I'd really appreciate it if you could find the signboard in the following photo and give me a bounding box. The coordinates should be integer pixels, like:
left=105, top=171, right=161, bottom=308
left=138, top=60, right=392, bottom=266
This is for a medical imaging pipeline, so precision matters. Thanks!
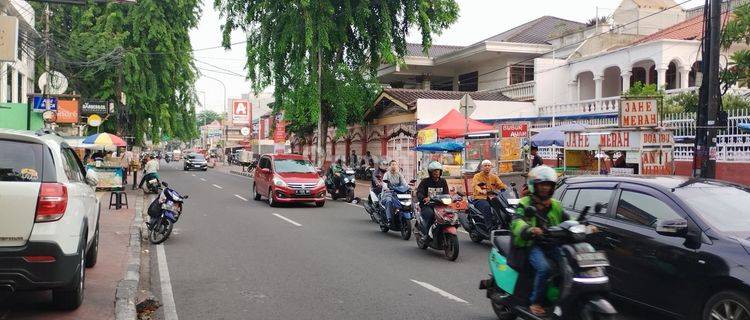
left=466, top=139, right=493, bottom=161
left=500, top=123, right=529, bottom=138
left=81, top=100, right=109, bottom=115
left=565, top=131, right=641, bottom=151
left=32, top=96, right=58, bottom=112
left=641, top=149, right=673, bottom=175
left=232, top=100, right=251, bottom=125
left=626, top=151, right=640, bottom=164
left=0, top=16, right=18, bottom=62
left=417, top=129, right=438, bottom=145
left=87, top=114, right=102, bottom=127
left=274, top=120, right=287, bottom=144
left=240, top=127, right=251, bottom=136
left=641, top=131, right=674, bottom=147
left=56, top=99, right=80, bottom=123
left=500, top=138, right=522, bottom=162
left=620, top=98, right=659, bottom=128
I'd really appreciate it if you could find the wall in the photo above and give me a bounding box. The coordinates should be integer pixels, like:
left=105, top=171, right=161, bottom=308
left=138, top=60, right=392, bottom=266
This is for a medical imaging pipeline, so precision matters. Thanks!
left=613, top=1, right=686, bottom=36
left=454, top=56, right=509, bottom=92
left=602, top=66, right=622, bottom=97
left=0, top=103, right=42, bottom=130
left=0, top=2, right=35, bottom=104
left=534, top=58, right=570, bottom=106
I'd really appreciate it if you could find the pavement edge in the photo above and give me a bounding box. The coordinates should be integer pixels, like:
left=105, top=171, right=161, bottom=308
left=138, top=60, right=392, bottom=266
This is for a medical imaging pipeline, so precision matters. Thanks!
left=229, top=170, right=252, bottom=178
left=114, top=192, right=143, bottom=320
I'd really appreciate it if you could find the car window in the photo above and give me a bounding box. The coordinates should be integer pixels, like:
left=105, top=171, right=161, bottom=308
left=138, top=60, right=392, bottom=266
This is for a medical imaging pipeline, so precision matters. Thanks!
left=260, top=157, right=270, bottom=169
left=574, top=188, right=612, bottom=214
left=0, top=140, right=54, bottom=182
left=561, top=189, right=579, bottom=210
left=274, top=159, right=316, bottom=173
left=61, top=148, right=84, bottom=182
left=616, top=191, right=682, bottom=227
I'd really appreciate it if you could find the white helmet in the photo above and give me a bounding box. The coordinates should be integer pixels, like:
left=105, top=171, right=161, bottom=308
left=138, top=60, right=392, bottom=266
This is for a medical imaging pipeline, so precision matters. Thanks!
left=527, top=165, right=557, bottom=196
left=427, top=161, right=444, bottom=176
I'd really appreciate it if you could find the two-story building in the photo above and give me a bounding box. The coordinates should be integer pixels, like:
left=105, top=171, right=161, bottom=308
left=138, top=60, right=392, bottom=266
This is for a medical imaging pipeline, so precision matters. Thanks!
left=0, top=0, right=38, bottom=130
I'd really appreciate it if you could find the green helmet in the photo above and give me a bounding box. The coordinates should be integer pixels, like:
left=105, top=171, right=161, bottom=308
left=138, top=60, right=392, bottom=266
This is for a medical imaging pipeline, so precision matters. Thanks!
left=427, top=161, right=443, bottom=173
left=527, top=165, right=557, bottom=195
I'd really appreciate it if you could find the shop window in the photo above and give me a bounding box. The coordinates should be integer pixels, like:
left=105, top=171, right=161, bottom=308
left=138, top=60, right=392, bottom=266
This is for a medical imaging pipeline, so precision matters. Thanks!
left=458, top=71, right=478, bottom=92
left=510, top=65, right=534, bottom=85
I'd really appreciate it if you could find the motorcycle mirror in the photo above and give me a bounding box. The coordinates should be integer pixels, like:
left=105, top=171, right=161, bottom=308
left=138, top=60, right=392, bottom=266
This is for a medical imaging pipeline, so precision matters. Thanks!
left=161, top=181, right=169, bottom=187
left=578, top=206, right=591, bottom=222
left=510, top=182, right=516, bottom=187
left=594, top=203, right=604, bottom=214
left=409, top=179, right=417, bottom=184
left=477, top=182, right=486, bottom=187
left=183, top=195, right=189, bottom=199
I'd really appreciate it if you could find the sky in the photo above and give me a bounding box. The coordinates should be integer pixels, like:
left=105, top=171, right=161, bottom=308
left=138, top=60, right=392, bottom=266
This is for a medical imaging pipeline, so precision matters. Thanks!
left=190, top=0, right=706, bottom=114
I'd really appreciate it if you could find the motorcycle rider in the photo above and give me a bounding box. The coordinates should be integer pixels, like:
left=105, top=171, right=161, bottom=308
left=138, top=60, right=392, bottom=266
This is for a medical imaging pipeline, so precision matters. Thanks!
left=472, top=159, right=508, bottom=230
left=381, top=160, right=408, bottom=224
left=330, top=158, right=345, bottom=189
left=416, top=161, right=450, bottom=242
left=371, top=160, right=388, bottom=195
left=510, top=165, right=567, bottom=317
left=138, top=154, right=160, bottom=189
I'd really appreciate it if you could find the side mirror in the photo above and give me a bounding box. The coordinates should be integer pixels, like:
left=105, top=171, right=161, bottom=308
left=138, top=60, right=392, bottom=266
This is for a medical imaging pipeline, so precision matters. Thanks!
left=261, top=168, right=271, bottom=174
left=85, top=177, right=98, bottom=187
left=577, top=206, right=591, bottom=222
left=655, top=218, right=688, bottom=237
left=594, top=203, right=604, bottom=214
left=510, top=182, right=517, bottom=187
left=161, top=181, right=169, bottom=187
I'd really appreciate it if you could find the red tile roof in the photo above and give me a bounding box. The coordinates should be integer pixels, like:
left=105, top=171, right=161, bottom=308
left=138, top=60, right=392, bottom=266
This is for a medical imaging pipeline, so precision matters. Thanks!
left=631, top=12, right=730, bottom=45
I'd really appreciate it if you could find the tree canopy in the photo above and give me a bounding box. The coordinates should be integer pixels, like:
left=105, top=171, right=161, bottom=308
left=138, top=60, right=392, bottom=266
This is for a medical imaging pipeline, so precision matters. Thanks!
left=36, top=0, right=201, bottom=145
left=196, top=110, right=223, bottom=126
left=214, top=0, right=459, bottom=153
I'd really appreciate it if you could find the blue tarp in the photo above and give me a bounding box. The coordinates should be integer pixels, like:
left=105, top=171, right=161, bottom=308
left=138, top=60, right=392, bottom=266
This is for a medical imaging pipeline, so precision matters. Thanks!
left=739, top=123, right=750, bottom=132
left=413, top=141, right=465, bottom=152
left=530, top=123, right=588, bottom=147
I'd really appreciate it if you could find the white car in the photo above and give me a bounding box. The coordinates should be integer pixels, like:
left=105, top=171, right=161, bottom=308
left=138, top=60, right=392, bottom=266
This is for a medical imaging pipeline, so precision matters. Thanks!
left=0, top=129, right=100, bottom=310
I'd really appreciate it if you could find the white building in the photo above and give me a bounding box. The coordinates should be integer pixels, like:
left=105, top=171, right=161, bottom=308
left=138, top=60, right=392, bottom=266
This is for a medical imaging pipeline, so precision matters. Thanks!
left=0, top=0, right=35, bottom=104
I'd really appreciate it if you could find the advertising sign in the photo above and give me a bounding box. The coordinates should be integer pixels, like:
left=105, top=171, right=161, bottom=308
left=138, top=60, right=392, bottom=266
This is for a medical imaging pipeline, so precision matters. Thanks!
left=620, top=98, right=659, bottom=128
left=81, top=100, right=109, bottom=115
left=641, top=131, right=674, bottom=147
left=0, top=16, right=18, bottom=62
left=417, top=129, right=438, bottom=145
left=274, top=120, right=287, bottom=144
left=32, top=96, right=58, bottom=112
left=565, top=131, right=641, bottom=151
left=55, top=99, right=80, bottom=124
left=232, top=100, right=251, bottom=125
left=87, top=114, right=102, bottom=127
left=500, top=123, right=529, bottom=138
left=641, top=149, right=673, bottom=175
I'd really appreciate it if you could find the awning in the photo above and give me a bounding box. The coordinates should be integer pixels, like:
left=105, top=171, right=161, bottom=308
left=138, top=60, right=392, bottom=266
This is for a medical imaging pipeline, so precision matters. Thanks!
left=413, top=141, right=464, bottom=152
left=423, top=109, right=495, bottom=138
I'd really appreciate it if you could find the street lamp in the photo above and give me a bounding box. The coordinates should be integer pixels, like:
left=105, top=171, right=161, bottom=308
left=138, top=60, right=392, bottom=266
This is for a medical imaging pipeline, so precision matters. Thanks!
left=200, top=74, right=227, bottom=157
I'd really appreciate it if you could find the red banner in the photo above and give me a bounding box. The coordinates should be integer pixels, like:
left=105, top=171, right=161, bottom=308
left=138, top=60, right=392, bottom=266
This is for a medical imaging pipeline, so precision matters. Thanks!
left=501, top=123, right=528, bottom=138
left=274, top=120, right=286, bottom=143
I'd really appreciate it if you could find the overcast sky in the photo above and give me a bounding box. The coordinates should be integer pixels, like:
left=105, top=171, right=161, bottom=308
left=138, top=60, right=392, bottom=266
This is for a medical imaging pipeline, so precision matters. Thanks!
left=190, top=0, right=705, bottom=113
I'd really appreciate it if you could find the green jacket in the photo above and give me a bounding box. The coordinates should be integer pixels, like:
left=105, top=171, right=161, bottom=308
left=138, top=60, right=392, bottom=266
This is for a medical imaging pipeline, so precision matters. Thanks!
left=510, top=196, right=566, bottom=248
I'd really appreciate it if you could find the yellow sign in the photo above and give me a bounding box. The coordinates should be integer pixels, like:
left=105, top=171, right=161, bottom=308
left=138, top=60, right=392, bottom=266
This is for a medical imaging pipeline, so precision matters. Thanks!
left=500, top=138, right=522, bottom=161
left=499, top=162, right=514, bottom=173
left=87, top=114, right=102, bottom=127
left=417, top=129, right=438, bottom=145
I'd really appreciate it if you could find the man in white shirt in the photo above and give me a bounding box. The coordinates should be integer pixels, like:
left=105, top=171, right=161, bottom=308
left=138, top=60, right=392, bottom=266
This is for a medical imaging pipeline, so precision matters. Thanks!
left=138, top=155, right=160, bottom=189
left=120, top=147, right=134, bottom=184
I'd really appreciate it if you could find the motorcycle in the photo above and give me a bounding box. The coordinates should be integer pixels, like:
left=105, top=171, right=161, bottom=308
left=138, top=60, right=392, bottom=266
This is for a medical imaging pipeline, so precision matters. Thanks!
left=355, top=164, right=372, bottom=181
left=460, top=182, right=516, bottom=243
left=142, top=173, right=161, bottom=194
left=165, top=154, right=172, bottom=163
left=326, top=167, right=356, bottom=202
left=365, top=181, right=415, bottom=240
left=478, top=204, right=617, bottom=320
left=414, top=194, right=463, bottom=261
left=146, top=182, right=189, bottom=244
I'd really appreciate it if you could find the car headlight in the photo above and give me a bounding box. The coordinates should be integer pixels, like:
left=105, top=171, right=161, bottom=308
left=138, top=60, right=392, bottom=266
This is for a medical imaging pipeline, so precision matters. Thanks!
left=316, top=178, right=325, bottom=187
left=273, top=177, right=287, bottom=187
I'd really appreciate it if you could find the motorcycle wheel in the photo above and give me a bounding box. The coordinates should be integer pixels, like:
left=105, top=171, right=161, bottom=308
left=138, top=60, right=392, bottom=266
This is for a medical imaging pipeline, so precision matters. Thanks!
left=469, top=230, right=484, bottom=243
left=491, top=301, right=516, bottom=320
left=346, top=188, right=354, bottom=203
left=148, top=218, right=173, bottom=244
left=400, top=217, right=411, bottom=240
left=379, top=224, right=389, bottom=233
left=443, top=233, right=459, bottom=261
left=415, top=224, right=429, bottom=250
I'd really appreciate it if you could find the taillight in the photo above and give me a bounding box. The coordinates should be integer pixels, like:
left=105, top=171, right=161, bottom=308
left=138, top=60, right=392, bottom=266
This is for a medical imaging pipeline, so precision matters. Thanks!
left=35, top=183, right=68, bottom=222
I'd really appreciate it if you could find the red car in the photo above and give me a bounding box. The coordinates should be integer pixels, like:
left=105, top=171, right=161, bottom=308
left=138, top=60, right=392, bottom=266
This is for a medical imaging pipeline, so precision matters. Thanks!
left=253, top=154, right=326, bottom=207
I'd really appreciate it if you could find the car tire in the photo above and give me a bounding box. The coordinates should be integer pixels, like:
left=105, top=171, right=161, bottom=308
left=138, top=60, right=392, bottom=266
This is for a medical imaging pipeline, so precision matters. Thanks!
left=268, top=188, right=277, bottom=207
left=253, top=184, right=262, bottom=201
left=316, top=201, right=325, bottom=207
left=202, top=168, right=207, bottom=171
left=53, top=235, right=86, bottom=310
left=183, top=167, right=188, bottom=171
left=703, top=291, right=750, bottom=320
left=85, top=223, right=99, bottom=268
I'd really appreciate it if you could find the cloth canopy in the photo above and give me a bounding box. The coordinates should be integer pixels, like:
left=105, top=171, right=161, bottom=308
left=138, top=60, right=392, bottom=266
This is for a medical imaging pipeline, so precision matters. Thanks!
left=81, top=133, right=127, bottom=147
left=413, top=141, right=464, bottom=152
left=530, top=123, right=588, bottom=147
left=424, top=109, right=495, bottom=138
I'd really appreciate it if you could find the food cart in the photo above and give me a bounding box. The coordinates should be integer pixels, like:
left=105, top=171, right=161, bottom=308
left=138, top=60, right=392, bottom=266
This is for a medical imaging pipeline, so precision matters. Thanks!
left=79, top=133, right=127, bottom=191
left=414, top=140, right=467, bottom=194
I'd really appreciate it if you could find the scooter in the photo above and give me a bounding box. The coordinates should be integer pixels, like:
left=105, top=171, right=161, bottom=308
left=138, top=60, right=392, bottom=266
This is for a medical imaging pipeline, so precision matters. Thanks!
left=146, top=182, right=188, bottom=244
left=414, top=194, right=463, bottom=261
left=478, top=204, right=617, bottom=320
left=460, top=182, right=516, bottom=243
left=326, top=167, right=356, bottom=202
left=368, top=182, right=416, bottom=240
left=165, top=154, right=172, bottom=163
left=142, top=173, right=161, bottom=194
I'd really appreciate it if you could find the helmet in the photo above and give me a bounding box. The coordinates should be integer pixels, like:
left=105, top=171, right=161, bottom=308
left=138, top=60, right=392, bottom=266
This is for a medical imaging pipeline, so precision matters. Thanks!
left=527, top=165, right=557, bottom=196
left=427, top=161, right=443, bottom=172
left=379, top=160, right=389, bottom=171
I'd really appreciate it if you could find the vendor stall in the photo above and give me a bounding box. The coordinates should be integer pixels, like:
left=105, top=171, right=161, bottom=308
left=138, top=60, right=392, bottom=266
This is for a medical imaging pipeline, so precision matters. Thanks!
left=80, top=132, right=127, bottom=190
left=414, top=140, right=466, bottom=193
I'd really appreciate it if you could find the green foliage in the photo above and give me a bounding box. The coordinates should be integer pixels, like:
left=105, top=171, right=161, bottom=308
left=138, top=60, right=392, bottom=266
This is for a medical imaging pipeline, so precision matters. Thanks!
left=664, top=91, right=699, bottom=114
left=37, top=0, right=201, bottom=145
left=214, top=0, right=460, bottom=141
left=196, top=110, right=223, bottom=127
left=722, top=3, right=750, bottom=89
left=623, top=81, right=661, bottom=96
left=722, top=94, right=750, bottom=110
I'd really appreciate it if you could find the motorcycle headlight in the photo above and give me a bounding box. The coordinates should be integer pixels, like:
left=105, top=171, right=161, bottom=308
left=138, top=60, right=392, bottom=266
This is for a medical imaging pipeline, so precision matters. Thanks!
left=273, top=177, right=287, bottom=187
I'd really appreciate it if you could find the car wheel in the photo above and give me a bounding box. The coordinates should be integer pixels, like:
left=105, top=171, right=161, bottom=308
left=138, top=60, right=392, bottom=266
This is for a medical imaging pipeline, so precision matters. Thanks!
left=203, top=168, right=207, bottom=171
left=253, top=184, right=262, bottom=201
left=85, top=223, right=99, bottom=268
left=703, top=291, right=750, bottom=320
left=53, top=235, right=86, bottom=310
left=315, top=201, right=325, bottom=207
left=268, top=188, right=277, bottom=207
left=183, top=167, right=188, bottom=171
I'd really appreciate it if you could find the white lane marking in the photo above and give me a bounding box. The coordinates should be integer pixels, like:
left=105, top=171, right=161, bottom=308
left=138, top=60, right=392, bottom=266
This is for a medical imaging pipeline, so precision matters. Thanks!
left=410, top=279, right=469, bottom=304
left=191, top=174, right=196, bottom=177
left=156, top=245, right=179, bottom=320
left=272, top=213, right=302, bottom=227
left=200, top=178, right=206, bottom=181
left=234, top=194, right=248, bottom=201
left=212, top=184, right=223, bottom=189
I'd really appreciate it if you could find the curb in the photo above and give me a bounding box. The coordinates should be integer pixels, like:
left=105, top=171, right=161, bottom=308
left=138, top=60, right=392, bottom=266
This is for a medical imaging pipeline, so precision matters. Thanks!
left=114, top=193, right=143, bottom=320
left=230, top=170, right=253, bottom=178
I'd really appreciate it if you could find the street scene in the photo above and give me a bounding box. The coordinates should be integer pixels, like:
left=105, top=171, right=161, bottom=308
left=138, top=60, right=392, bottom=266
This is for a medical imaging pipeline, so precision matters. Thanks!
left=2, top=0, right=750, bottom=319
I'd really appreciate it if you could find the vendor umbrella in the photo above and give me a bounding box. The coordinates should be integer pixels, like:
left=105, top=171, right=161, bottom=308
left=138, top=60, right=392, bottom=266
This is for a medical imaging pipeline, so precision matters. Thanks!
left=413, top=141, right=465, bottom=152
left=530, top=123, right=588, bottom=147
left=81, top=133, right=127, bottom=147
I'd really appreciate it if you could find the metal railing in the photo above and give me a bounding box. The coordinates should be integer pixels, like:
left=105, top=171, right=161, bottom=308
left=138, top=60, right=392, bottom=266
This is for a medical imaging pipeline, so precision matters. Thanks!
left=538, top=96, right=620, bottom=117
left=499, top=81, right=535, bottom=101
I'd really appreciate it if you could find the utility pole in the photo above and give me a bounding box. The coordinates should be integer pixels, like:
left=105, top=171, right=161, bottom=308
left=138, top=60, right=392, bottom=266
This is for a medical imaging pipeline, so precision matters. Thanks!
left=693, top=0, right=721, bottom=178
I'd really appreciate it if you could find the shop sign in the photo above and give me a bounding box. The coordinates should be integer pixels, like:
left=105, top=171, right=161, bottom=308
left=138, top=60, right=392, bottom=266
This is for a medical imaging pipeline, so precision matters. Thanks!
left=81, top=100, right=109, bottom=115
left=642, top=131, right=674, bottom=147
left=565, top=132, right=590, bottom=149
left=32, top=96, right=58, bottom=112
left=500, top=123, right=529, bottom=138
left=620, top=98, right=659, bottom=128
left=565, top=131, right=641, bottom=151
left=641, top=149, right=673, bottom=175
left=274, top=120, right=287, bottom=144
left=417, top=129, right=438, bottom=145
left=56, top=99, right=80, bottom=124
left=232, top=100, right=251, bottom=125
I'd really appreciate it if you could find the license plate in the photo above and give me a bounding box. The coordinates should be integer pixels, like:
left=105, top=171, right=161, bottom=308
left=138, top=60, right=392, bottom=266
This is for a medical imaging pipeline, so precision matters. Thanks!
left=295, top=189, right=310, bottom=195
left=575, top=252, right=609, bottom=267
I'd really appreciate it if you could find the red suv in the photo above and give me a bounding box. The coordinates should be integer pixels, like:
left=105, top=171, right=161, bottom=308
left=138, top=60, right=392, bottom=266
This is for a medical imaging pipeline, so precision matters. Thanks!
left=253, top=154, right=326, bottom=207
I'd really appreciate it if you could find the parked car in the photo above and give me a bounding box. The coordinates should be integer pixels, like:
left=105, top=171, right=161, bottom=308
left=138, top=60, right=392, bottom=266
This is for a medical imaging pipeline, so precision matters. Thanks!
left=253, top=154, right=326, bottom=207
left=554, top=175, right=750, bottom=320
left=183, top=153, right=208, bottom=171
left=0, top=129, right=100, bottom=310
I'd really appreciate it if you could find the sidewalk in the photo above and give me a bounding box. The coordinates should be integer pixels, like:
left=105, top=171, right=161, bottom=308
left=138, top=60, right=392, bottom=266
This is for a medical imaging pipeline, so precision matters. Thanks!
left=0, top=190, right=137, bottom=320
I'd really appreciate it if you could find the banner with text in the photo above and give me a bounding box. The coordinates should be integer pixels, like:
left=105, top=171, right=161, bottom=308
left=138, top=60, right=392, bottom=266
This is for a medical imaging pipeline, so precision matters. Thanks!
left=232, top=100, right=251, bottom=125
left=620, top=98, right=659, bottom=128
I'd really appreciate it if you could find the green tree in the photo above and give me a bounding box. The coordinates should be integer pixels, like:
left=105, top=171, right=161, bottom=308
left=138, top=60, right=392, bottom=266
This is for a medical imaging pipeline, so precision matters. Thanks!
left=722, top=3, right=750, bottom=90
left=214, top=0, right=459, bottom=162
left=37, top=0, right=200, bottom=145
left=196, top=110, right=223, bottom=127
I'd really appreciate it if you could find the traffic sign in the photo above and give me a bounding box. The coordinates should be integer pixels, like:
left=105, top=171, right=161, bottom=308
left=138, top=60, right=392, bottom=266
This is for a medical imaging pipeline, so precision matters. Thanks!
left=459, top=94, right=476, bottom=116
left=32, top=96, right=58, bottom=112
left=240, top=127, right=251, bottom=136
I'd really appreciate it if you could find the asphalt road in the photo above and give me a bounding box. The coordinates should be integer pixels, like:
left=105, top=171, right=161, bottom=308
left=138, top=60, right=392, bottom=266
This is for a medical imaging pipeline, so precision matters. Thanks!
left=149, top=164, right=657, bottom=320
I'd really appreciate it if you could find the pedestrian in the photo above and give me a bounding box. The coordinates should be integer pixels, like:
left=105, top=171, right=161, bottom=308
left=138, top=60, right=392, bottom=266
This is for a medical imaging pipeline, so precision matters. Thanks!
left=350, top=151, right=358, bottom=168
left=530, top=145, right=543, bottom=168
left=119, top=147, right=134, bottom=185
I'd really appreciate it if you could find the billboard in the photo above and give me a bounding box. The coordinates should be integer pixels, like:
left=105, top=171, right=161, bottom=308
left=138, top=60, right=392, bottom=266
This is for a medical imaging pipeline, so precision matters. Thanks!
left=56, top=99, right=80, bottom=123
left=232, top=100, right=251, bottom=125
left=620, top=98, right=659, bottom=128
